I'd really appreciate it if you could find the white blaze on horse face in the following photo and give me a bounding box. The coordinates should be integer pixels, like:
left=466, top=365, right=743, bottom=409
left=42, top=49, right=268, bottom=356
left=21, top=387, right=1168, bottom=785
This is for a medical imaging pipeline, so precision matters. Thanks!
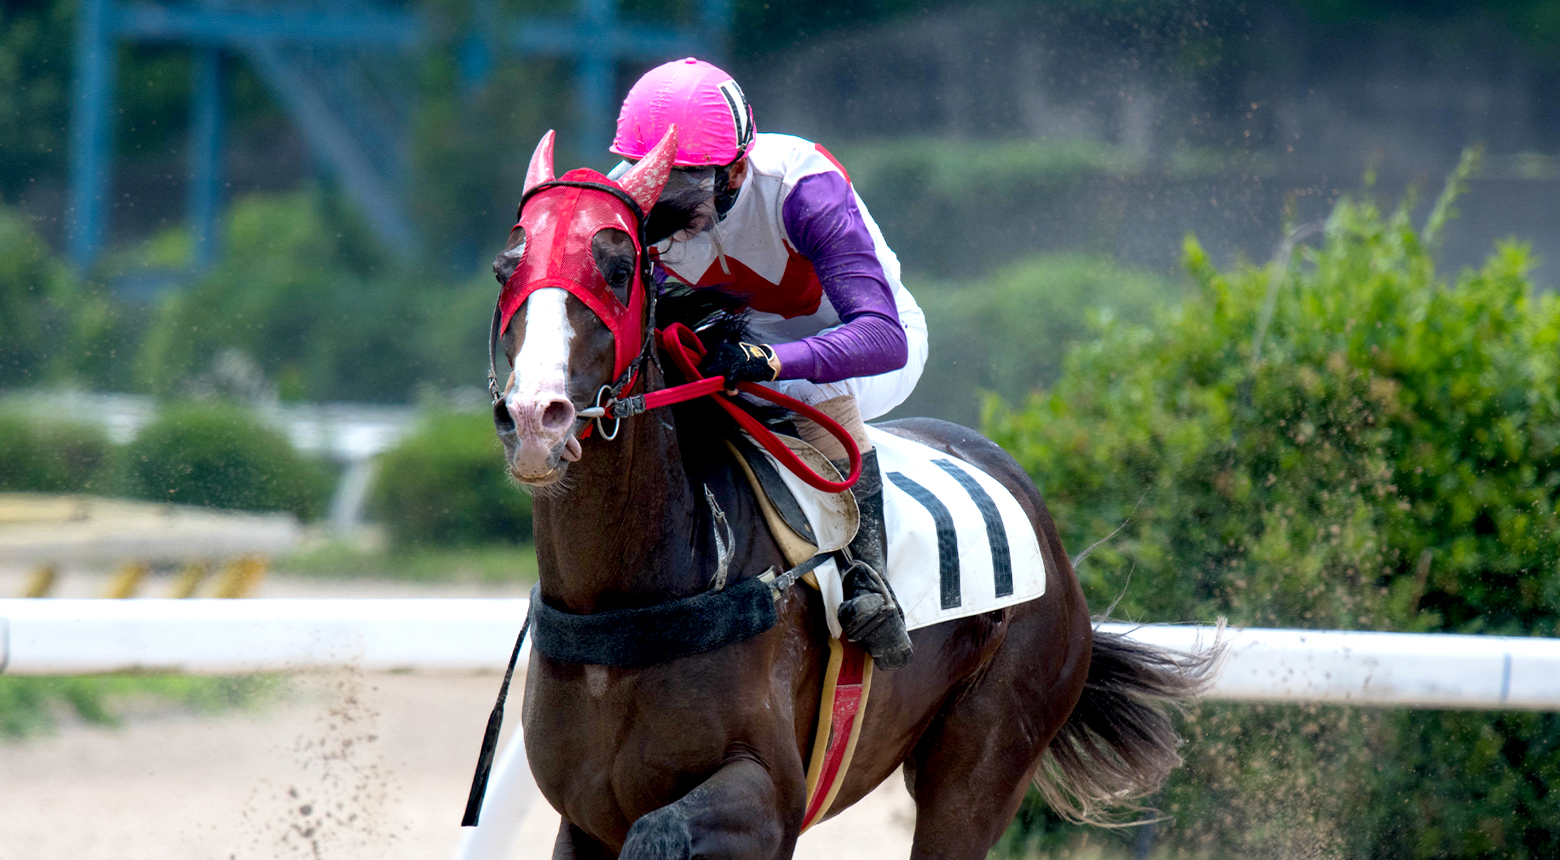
left=505, top=288, right=580, bottom=478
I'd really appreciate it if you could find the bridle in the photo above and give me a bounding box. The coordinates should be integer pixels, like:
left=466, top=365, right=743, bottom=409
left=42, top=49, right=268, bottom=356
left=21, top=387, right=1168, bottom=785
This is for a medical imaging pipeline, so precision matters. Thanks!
left=487, top=170, right=863, bottom=492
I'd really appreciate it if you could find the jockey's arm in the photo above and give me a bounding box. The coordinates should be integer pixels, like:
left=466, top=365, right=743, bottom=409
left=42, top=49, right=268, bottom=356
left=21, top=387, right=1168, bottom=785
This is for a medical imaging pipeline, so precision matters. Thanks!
left=770, top=172, right=907, bottom=384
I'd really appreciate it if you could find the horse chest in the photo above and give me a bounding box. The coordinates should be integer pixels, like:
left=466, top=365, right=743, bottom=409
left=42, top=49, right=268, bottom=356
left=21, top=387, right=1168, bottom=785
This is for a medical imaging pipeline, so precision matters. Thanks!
left=523, top=672, right=744, bottom=839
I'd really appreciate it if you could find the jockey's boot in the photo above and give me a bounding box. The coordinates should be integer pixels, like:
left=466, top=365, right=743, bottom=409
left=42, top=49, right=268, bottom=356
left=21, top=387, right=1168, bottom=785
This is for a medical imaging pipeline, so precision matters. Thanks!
left=833, top=449, right=914, bottom=670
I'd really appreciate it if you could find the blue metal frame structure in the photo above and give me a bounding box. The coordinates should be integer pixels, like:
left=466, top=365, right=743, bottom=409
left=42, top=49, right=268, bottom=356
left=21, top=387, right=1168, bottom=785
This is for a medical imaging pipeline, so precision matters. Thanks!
left=67, top=0, right=731, bottom=270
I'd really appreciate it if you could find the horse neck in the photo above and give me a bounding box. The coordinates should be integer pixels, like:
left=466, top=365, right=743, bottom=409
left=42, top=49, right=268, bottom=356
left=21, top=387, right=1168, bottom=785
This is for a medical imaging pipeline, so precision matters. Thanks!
left=531, top=372, right=703, bottom=614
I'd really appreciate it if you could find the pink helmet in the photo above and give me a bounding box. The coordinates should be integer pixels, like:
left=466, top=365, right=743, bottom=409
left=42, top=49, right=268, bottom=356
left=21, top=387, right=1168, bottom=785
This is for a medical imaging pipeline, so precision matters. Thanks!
left=612, top=58, right=755, bottom=167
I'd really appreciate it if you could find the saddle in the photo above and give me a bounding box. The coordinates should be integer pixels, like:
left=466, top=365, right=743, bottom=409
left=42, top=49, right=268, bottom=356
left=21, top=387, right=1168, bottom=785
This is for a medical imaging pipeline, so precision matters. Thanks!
left=736, top=426, right=1048, bottom=635
left=725, top=432, right=856, bottom=566
left=726, top=424, right=1052, bottom=828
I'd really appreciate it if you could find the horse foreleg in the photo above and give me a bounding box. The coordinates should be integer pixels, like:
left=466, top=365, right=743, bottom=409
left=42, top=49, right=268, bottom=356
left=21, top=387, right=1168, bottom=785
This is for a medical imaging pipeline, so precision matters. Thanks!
left=620, top=757, right=795, bottom=860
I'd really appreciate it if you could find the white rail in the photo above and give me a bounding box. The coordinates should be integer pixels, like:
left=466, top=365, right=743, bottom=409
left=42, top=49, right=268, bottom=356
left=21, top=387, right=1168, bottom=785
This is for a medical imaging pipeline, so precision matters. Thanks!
left=3, top=599, right=1560, bottom=710
left=1093, top=622, right=1560, bottom=710
left=0, top=599, right=530, bottom=675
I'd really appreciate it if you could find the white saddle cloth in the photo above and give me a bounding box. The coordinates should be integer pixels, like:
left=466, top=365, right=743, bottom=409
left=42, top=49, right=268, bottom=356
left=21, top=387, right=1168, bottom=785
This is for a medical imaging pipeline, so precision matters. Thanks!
left=760, top=426, right=1048, bottom=636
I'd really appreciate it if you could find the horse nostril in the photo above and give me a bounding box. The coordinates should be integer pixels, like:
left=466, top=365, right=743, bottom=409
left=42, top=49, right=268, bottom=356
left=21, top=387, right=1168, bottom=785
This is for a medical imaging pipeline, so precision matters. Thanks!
left=540, top=399, right=574, bottom=431
left=494, top=400, right=516, bottom=433
left=505, top=397, right=526, bottom=430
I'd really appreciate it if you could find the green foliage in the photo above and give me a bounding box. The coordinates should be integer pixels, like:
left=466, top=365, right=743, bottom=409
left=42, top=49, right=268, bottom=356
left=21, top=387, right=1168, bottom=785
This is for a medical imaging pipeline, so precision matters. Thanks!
left=370, top=410, right=532, bottom=547
left=409, top=53, right=573, bottom=259
left=833, top=137, right=1279, bottom=279
left=1294, top=0, right=1560, bottom=61
left=0, top=202, right=141, bottom=392
left=840, top=138, right=1145, bottom=204
left=987, top=163, right=1560, bottom=856
left=133, top=191, right=496, bottom=402
left=837, top=138, right=1148, bottom=278
left=902, top=252, right=1177, bottom=424
left=0, top=0, right=72, bottom=203
left=0, top=412, right=115, bottom=493
left=0, top=674, right=279, bottom=739
left=0, top=206, right=79, bottom=387
left=121, top=401, right=333, bottom=518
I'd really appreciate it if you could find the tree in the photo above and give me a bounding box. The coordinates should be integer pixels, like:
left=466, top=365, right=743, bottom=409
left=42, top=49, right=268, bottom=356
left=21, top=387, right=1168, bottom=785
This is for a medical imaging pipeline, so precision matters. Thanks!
left=989, top=156, right=1560, bottom=857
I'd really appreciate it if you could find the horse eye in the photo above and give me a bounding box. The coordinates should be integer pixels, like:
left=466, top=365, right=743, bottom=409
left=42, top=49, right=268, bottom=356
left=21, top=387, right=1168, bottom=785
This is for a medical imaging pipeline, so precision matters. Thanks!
left=610, top=264, right=632, bottom=292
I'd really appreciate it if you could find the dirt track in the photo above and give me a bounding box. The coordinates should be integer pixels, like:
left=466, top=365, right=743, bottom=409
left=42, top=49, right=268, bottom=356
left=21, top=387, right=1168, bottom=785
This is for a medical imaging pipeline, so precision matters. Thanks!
left=0, top=568, right=915, bottom=859
left=0, top=671, right=915, bottom=860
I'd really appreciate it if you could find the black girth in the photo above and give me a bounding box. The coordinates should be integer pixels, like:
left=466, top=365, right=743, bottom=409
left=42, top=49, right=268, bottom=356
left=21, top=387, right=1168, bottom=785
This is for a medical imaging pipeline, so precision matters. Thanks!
left=530, top=579, right=778, bottom=667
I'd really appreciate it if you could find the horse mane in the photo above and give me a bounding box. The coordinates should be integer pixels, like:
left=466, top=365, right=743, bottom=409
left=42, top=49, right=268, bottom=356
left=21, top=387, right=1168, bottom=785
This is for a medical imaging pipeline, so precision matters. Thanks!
left=654, top=282, right=746, bottom=335
left=644, top=286, right=777, bottom=571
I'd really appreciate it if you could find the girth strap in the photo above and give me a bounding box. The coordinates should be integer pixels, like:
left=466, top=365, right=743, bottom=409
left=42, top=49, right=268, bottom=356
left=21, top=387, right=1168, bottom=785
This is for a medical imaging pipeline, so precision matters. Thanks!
left=530, top=579, right=778, bottom=668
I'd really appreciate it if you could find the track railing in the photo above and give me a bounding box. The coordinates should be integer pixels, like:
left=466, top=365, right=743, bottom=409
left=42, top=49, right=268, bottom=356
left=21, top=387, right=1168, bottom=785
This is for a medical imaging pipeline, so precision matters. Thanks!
left=8, top=598, right=1560, bottom=860
left=4, top=598, right=1560, bottom=710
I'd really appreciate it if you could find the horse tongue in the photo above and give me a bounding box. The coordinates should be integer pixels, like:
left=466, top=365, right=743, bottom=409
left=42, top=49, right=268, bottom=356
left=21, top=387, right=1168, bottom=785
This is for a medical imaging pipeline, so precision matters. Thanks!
left=562, top=436, right=583, bottom=462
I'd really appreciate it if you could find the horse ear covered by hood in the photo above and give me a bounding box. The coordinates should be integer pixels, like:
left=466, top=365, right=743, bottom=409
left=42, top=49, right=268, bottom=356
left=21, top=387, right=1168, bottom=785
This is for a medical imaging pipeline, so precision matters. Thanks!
left=524, top=129, right=556, bottom=195
left=617, top=126, right=678, bottom=215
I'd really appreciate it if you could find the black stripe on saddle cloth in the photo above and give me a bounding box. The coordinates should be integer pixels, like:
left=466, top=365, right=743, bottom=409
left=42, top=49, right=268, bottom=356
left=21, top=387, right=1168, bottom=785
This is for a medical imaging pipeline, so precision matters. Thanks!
left=886, top=471, right=962, bottom=610
left=932, top=458, right=1014, bottom=597
left=888, top=458, right=1017, bottom=611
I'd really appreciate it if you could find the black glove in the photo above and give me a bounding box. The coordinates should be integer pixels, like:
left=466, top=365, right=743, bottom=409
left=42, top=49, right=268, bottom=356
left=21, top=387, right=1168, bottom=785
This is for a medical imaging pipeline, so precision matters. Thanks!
left=700, top=341, right=780, bottom=390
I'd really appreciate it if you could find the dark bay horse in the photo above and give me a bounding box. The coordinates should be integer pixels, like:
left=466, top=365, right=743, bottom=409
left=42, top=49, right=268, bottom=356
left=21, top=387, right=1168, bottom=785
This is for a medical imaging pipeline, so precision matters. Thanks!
left=491, top=128, right=1209, bottom=859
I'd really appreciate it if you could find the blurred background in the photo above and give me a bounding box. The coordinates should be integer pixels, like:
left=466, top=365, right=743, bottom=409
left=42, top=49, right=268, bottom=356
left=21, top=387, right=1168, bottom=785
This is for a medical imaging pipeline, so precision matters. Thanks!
left=3, top=1, right=1560, bottom=858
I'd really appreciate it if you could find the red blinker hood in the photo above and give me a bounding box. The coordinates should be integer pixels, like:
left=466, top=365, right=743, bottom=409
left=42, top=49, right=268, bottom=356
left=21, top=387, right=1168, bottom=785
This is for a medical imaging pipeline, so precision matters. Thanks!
left=495, top=126, right=677, bottom=382
left=497, top=168, right=646, bottom=379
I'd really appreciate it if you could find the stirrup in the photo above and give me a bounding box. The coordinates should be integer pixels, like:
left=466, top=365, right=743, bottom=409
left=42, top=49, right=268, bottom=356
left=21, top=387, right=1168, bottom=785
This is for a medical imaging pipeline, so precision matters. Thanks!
left=837, top=559, right=914, bottom=670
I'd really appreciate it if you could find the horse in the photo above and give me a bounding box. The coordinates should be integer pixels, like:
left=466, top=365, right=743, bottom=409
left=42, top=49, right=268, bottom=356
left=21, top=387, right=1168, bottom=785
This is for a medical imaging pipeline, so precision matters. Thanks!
left=489, top=127, right=1211, bottom=859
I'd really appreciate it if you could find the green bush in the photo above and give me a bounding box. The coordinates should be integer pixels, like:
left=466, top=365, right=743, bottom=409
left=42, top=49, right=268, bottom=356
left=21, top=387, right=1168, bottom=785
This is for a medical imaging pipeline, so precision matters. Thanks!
left=987, top=158, right=1560, bottom=857
left=122, top=401, right=332, bottom=518
left=370, top=410, right=531, bottom=547
left=0, top=204, right=136, bottom=392
left=131, top=191, right=502, bottom=402
left=0, top=412, right=115, bottom=492
left=0, top=207, right=78, bottom=388
left=900, top=252, right=1177, bottom=424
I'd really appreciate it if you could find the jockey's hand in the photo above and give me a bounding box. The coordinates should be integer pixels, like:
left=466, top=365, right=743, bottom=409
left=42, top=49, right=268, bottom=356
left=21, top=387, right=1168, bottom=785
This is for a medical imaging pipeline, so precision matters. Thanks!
left=700, top=341, right=781, bottom=392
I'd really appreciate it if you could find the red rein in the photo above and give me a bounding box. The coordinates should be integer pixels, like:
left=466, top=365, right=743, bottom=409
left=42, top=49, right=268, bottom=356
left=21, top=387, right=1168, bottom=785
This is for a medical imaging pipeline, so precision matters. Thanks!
left=620, top=323, right=862, bottom=493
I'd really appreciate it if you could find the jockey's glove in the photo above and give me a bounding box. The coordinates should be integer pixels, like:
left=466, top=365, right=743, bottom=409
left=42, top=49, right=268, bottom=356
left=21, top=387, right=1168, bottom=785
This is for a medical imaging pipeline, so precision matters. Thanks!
left=700, top=341, right=781, bottom=391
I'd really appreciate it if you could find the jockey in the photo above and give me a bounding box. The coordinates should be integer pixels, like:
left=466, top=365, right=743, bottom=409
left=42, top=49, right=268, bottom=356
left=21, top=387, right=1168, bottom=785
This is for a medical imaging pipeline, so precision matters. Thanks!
left=609, top=58, right=928, bottom=669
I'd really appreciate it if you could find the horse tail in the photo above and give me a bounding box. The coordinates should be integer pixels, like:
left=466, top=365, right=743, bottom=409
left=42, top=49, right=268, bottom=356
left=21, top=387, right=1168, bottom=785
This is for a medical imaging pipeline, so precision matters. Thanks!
left=1031, top=624, right=1223, bottom=826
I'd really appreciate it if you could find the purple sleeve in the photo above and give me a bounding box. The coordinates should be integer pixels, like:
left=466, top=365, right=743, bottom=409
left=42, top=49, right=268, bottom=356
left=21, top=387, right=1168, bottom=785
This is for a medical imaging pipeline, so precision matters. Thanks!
left=769, top=172, right=907, bottom=383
